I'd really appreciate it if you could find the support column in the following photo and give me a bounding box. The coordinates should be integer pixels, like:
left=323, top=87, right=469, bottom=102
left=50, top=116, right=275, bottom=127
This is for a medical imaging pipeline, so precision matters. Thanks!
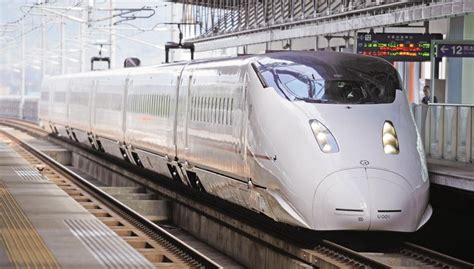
left=445, top=16, right=464, bottom=103
left=79, top=2, right=86, bottom=72
left=41, top=5, right=46, bottom=78
left=60, top=16, right=65, bottom=74
left=406, top=62, right=418, bottom=104
left=109, top=0, right=115, bottom=69
left=20, top=21, right=25, bottom=120
left=462, top=14, right=474, bottom=104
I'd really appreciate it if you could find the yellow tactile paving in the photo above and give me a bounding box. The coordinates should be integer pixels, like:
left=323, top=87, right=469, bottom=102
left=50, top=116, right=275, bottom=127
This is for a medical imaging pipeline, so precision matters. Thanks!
left=0, top=183, right=60, bottom=269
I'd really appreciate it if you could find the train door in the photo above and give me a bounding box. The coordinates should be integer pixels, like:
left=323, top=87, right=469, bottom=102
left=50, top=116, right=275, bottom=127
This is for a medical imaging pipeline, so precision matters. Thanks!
left=184, top=71, right=193, bottom=153
left=240, top=71, right=250, bottom=176
left=90, top=80, right=97, bottom=134
left=172, top=66, right=186, bottom=159
left=175, top=66, right=194, bottom=159
left=169, top=65, right=195, bottom=186
left=88, top=79, right=100, bottom=150
left=87, top=79, right=94, bottom=133
left=121, top=77, right=131, bottom=142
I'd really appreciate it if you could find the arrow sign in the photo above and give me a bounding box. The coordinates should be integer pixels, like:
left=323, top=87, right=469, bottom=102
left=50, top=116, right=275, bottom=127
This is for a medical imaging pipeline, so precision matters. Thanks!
left=440, top=45, right=448, bottom=54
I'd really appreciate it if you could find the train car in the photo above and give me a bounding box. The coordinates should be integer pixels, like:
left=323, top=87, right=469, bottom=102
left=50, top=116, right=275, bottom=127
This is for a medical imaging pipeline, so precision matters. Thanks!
left=39, top=51, right=432, bottom=232
left=0, top=95, right=39, bottom=122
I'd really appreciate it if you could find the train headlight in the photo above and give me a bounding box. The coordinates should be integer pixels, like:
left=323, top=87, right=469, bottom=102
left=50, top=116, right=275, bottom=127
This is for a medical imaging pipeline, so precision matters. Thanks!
left=382, top=121, right=399, bottom=154
left=310, top=120, right=339, bottom=153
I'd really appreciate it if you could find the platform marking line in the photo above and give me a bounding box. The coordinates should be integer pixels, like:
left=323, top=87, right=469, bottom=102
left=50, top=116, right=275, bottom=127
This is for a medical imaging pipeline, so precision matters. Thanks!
left=0, top=183, right=60, bottom=269
left=64, top=218, right=155, bottom=269
left=14, top=167, right=49, bottom=182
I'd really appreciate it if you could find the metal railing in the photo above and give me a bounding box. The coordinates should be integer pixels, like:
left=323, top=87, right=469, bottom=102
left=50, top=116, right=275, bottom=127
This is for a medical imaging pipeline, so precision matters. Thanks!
left=413, top=104, right=473, bottom=163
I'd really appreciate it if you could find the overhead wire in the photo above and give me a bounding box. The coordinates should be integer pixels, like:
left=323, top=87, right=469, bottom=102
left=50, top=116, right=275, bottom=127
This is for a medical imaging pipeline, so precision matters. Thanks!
left=3, top=0, right=58, bottom=25
left=1, top=1, right=174, bottom=58
left=7, top=1, right=84, bottom=44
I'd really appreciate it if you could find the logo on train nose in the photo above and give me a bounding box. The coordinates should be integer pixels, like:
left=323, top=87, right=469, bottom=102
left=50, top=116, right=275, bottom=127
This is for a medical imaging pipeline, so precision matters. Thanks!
left=360, top=160, right=370, bottom=166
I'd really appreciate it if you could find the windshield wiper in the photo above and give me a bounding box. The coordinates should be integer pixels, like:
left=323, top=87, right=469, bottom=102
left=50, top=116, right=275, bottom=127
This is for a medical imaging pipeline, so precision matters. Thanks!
left=294, top=97, right=335, bottom=103
left=356, top=99, right=378, bottom=104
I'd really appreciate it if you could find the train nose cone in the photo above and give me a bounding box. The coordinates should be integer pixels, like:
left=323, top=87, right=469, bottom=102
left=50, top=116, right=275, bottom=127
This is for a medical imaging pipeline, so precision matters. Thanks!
left=313, top=169, right=420, bottom=231
left=366, top=169, right=415, bottom=231
left=313, top=169, right=370, bottom=230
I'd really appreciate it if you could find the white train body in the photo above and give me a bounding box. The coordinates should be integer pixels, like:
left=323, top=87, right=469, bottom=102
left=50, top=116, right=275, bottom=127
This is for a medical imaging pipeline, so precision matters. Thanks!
left=39, top=51, right=431, bottom=232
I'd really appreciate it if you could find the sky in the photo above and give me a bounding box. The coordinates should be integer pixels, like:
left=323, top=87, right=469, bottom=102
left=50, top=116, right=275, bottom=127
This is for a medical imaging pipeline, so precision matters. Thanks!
left=0, top=0, right=185, bottom=96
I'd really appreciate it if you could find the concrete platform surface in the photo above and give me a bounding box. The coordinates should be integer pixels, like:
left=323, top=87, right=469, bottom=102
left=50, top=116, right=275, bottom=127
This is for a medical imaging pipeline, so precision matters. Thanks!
left=428, top=158, right=474, bottom=191
left=0, top=140, right=154, bottom=269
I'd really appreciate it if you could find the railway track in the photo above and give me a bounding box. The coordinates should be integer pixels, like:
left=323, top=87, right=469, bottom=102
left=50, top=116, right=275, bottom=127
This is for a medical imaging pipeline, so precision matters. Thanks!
left=0, top=124, right=222, bottom=269
left=2, top=118, right=473, bottom=269
left=321, top=240, right=474, bottom=268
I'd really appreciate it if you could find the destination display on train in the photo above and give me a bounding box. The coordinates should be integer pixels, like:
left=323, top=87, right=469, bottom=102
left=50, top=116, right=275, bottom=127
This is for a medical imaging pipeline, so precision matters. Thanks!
left=356, top=33, right=443, bottom=62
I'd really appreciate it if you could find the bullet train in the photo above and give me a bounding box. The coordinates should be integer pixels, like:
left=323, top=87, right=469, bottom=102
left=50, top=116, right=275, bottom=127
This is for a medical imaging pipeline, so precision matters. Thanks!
left=39, top=51, right=432, bottom=232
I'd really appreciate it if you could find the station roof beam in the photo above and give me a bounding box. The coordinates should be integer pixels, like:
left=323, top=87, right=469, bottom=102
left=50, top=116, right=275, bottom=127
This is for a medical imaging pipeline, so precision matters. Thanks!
left=166, top=0, right=474, bottom=52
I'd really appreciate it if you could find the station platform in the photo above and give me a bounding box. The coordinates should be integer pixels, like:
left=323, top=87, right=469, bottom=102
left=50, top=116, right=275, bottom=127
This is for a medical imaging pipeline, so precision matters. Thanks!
left=427, top=158, right=474, bottom=192
left=0, top=138, right=154, bottom=268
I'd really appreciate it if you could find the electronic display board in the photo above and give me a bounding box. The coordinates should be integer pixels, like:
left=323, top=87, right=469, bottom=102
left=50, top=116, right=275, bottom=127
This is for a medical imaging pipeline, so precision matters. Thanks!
left=356, top=33, right=443, bottom=62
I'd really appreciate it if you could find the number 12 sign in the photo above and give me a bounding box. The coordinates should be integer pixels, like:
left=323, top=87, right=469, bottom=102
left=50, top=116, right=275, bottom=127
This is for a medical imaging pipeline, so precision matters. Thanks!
left=435, top=43, right=474, bottom=58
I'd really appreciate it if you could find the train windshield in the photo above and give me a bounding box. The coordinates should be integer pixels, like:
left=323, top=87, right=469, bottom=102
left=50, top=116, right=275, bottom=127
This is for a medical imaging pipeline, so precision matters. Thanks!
left=254, top=53, right=402, bottom=104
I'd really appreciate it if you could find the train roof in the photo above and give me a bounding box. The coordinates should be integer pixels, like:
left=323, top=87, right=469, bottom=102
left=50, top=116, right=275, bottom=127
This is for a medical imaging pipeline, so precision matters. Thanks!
left=44, top=51, right=390, bottom=81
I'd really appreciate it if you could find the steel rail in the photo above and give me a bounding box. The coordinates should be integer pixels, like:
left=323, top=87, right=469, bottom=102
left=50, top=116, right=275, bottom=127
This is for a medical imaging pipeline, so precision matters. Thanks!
left=320, top=240, right=391, bottom=269
left=401, top=242, right=474, bottom=268
left=0, top=127, right=222, bottom=269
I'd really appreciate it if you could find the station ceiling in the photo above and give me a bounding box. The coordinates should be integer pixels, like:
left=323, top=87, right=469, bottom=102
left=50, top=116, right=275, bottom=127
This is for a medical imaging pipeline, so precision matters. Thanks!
left=166, top=0, right=236, bottom=8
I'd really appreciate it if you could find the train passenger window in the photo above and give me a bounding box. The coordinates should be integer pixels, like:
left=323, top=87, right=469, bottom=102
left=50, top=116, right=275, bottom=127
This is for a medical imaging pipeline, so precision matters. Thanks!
left=163, top=96, right=166, bottom=117
left=197, top=97, right=200, bottom=122
left=159, top=95, right=162, bottom=116
left=253, top=52, right=402, bottom=104
left=226, top=98, right=230, bottom=125
left=221, top=98, right=225, bottom=125
left=207, top=97, right=211, bottom=123
left=229, top=98, right=234, bottom=125
left=159, top=95, right=161, bottom=116
left=148, top=94, right=152, bottom=115
left=214, top=97, right=217, bottom=124
left=200, top=96, right=203, bottom=122
left=161, top=96, right=165, bottom=117
left=145, top=94, right=148, bottom=114
left=202, top=97, right=206, bottom=122
left=189, top=95, right=233, bottom=126
left=218, top=98, right=223, bottom=125
left=210, top=97, right=214, bottom=124
left=203, top=97, right=206, bottom=123
left=206, top=97, right=210, bottom=123
left=150, top=95, right=154, bottom=115
left=160, top=95, right=162, bottom=116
